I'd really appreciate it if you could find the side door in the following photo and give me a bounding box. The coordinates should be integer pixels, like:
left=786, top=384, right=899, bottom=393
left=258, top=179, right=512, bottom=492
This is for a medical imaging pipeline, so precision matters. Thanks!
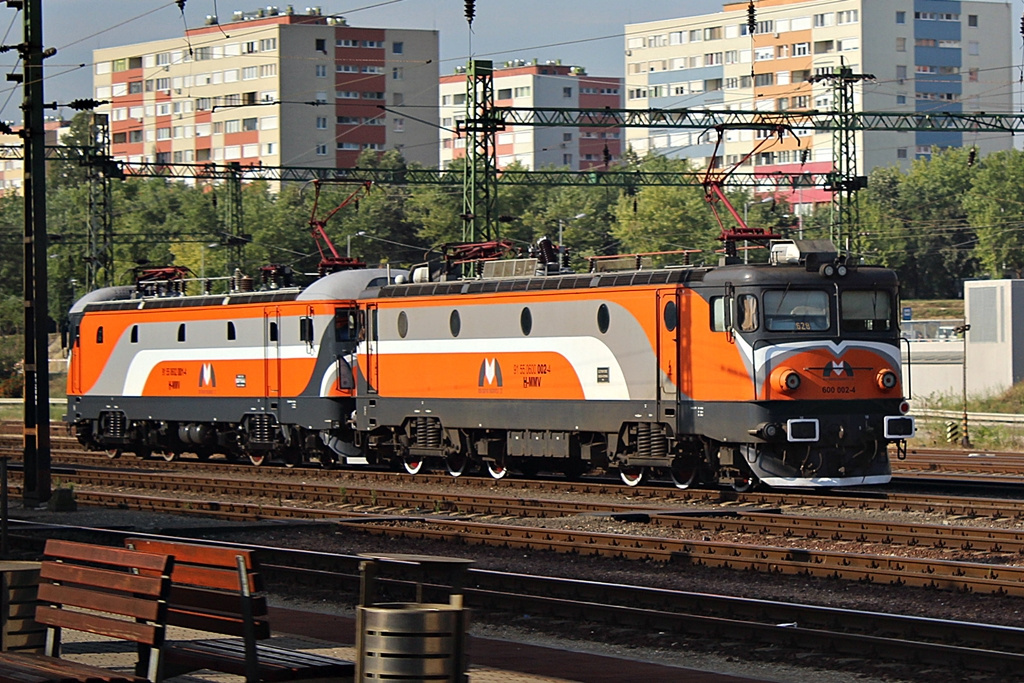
left=656, top=289, right=680, bottom=404
left=363, top=303, right=378, bottom=394
left=263, top=306, right=281, bottom=402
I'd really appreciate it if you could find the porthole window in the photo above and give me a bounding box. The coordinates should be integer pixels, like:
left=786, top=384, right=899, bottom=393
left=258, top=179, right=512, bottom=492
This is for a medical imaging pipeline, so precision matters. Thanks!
left=397, top=311, right=408, bottom=338
left=597, top=304, right=610, bottom=334
left=449, top=310, right=461, bottom=337
left=663, top=300, right=677, bottom=332
left=520, top=307, right=532, bottom=335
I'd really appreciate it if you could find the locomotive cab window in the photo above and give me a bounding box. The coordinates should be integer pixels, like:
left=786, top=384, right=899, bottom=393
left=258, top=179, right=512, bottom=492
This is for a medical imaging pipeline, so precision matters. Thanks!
left=710, top=297, right=728, bottom=332
left=130, top=325, right=138, bottom=343
left=227, top=322, right=236, bottom=341
left=737, top=294, right=759, bottom=332
left=841, top=290, right=893, bottom=332
left=96, top=326, right=103, bottom=344
left=177, top=324, right=186, bottom=342
left=334, top=308, right=358, bottom=342
left=765, top=290, right=829, bottom=332
left=299, top=316, right=314, bottom=343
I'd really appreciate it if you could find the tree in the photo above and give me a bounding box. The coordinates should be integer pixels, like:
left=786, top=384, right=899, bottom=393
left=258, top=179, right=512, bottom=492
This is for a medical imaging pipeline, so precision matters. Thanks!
left=964, top=149, right=1024, bottom=278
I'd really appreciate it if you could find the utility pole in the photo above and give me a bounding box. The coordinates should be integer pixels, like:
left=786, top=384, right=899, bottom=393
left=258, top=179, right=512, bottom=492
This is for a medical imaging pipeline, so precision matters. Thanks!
left=17, top=0, right=51, bottom=506
left=460, top=59, right=498, bottom=244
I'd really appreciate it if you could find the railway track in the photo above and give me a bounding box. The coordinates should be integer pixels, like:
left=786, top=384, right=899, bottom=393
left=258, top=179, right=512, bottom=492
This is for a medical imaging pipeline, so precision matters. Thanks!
left=10, top=466, right=1024, bottom=596
left=8, top=521, right=1024, bottom=677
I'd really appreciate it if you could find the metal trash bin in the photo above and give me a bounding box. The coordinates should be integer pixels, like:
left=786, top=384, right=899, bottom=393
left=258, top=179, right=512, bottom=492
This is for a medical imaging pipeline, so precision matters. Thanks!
left=356, top=554, right=473, bottom=682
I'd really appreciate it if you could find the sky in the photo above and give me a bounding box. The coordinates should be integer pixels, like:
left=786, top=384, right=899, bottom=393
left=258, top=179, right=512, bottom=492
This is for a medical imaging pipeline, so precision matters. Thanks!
left=1, top=0, right=1021, bottom=122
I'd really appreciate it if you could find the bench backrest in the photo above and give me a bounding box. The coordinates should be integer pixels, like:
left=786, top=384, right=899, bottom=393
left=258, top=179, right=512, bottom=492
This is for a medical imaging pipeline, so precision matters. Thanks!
left=37, top=538, right=173, bottom=681
left=125, top=538, right=271, bottom=641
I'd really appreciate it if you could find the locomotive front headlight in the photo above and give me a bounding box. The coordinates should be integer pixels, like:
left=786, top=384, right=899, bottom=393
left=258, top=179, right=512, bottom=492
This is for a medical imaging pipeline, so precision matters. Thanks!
left=876, top=369, right=898, bottom=391
left=772, top=367, right=801, bottom=393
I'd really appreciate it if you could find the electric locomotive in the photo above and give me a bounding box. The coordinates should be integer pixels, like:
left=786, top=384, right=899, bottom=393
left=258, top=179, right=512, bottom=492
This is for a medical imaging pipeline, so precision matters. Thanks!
left=65, top=265, right=404, bottom=466
left=352, top=239, right=915, bottom=489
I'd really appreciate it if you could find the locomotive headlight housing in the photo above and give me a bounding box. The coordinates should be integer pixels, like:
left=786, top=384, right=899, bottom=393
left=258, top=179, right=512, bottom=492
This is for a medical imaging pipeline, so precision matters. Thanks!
left=772, top=367, right=802, bottom=393
left=876, top=369, right=898, bottom=391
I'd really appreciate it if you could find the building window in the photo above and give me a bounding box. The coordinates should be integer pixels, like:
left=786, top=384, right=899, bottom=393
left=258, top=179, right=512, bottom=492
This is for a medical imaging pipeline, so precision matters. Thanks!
left=259, top=38, right=277, bottom=52
left=897, top=148, right=908, bottom=159
left=315, top=64, right=327, bottom=78
left=563, top=87, right=573, bottom=97
left=837, top=10, right=858, bottom=24
left=393, top=118, right=404, bottom=132
left=813, top=13, right=833, bottom=28
left=225, top=120, right=240, bottom=134
left=392, top=41, right=403, bottom=54
left=562, top=153, right=573, bottom=165
left=242, top=117, right=257, bottom=131
left=754, top=73, right=774, bottom=87
left=316, top=116, right=327, bottom=129
left=315, top=144, right=328, bottom=156
left=896, top=65, right=907, bottom=80
left=969, top=41, right=980, bottom=55
left=896, top=94, right=907, bottom=104
left=968, top=14, right=978, bottom=27
left=896, top=11, right=905, bottom=23
left=392, top=67, right=403, bottom=80
left=793, top=42, right=809, bottom=56
left=315, top=38, right=326, bottom=54
left=896, top=37, right=906, bottom=52
left=969, top=68, right=979, bottom=82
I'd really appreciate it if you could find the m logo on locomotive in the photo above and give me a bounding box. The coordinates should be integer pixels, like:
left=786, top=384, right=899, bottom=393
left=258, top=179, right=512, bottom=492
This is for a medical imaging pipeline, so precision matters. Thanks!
left=199, top=363, right=216, bottom=388
left=478, top=358, right=503, bottom=388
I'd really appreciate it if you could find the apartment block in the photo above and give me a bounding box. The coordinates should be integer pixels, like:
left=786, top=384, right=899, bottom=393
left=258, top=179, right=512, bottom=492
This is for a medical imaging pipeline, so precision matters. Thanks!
left=625, top=0, right=1012, bottom=211
left=0, top=119, right=69, bottom=194
left=440, top=61, right=623, bottom=171
left=92, top=6, right=438, bottom=172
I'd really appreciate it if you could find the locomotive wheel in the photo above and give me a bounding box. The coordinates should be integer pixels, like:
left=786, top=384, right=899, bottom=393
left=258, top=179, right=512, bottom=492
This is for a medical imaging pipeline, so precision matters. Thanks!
left=670, top=462, right=697, bottom=490
left=402, top=456, right=424, bottom=475
left=105, top=449, right=121, bottom=459
left=248, top=453, right=267, bottom=467
left=619, top=466, right=647, bottom=487
left=486, top=460, right=508, bottom=480
left=445, top=453, right=469, bottom=477
left=160, top=451, right=177, bottom=462
left=319, top=452, right=337, bottom=470
left=732, top=475, right=759, bottom=493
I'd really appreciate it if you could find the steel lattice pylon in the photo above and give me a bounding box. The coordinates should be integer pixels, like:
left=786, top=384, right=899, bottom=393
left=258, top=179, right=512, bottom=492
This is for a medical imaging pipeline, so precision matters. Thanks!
left=460, top=60, right=499, bottom=243
left=87, top=113, right=114, bottom=289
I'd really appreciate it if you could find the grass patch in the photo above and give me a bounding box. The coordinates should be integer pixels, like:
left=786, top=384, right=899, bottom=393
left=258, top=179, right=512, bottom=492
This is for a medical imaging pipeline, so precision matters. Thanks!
left=902, top=299, right=963, bottom=319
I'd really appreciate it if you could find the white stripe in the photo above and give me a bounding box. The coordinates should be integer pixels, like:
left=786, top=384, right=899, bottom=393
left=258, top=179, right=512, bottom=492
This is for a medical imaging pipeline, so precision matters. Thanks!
left=365, top=337, right=631, bottom=400
left=121, top=344, right=317, bottom=395
left=759, top=474, right=891, bottom=487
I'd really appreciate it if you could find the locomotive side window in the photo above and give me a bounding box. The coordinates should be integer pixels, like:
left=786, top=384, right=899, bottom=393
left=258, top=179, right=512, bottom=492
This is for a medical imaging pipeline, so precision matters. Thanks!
left=520, top=308, right=532, bottom=335
left=269, top=321, right=278, bottom=343
left=227, top=322, right=236, bottom=341
left=177, top=324, right=186, bottom=342
left=737, top=295, right=758, bottom=332
left=710, top=297, right=727, bottom=332
left=130, top=325, right=138, bottom=343
left=334, top=308, right=358, bottom=342
left=841, top=290, right=893, bottom=332
left=597, top=304, right=610, bottom=333
left=397, top=311, right=408, bottom=338
left=96, top=326, right=104, bottom=344
left=450, top=310, right=461, bottom=337
left=663, top=300, right=677, bottom=332
left=765, top=290, right=829, bottom=332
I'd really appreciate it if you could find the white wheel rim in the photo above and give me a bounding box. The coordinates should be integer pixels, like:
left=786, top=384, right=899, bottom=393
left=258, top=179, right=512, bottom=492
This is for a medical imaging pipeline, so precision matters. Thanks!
left=403, top=458, right=423, bottom=475
left=487, top=462, right=507, bottom=479
left=106, top=449, right=120, bottom=459
left=249, top=454, right=265, bottom=466
left=671, top=465, right=696, bottom=490
left=161, top=451, right=176, bottom=462
left=446, top=456, right=467, bottom=477
left=620, top=466, right=645, bottom=487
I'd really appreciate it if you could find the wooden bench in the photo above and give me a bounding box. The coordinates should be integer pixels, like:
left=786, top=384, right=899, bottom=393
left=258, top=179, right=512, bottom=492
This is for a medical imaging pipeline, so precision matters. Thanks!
left=125, top=538, right=353, bottom=683
left=0, top=538, right=173, bottom=683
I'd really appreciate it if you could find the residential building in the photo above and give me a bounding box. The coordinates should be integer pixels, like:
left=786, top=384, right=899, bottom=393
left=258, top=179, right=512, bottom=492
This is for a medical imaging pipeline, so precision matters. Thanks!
left=0, top=119, right=70, bottom=194
left=439, top=61, right=623, bottom=171
left=92, top=6, right=438, bottom=172
left=624, top=0, right=1012, bottom=212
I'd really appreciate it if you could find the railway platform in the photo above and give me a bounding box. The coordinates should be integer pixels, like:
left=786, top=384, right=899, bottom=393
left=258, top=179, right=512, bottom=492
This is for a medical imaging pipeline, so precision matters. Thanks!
left=51, top=604, right=771, bottom=682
